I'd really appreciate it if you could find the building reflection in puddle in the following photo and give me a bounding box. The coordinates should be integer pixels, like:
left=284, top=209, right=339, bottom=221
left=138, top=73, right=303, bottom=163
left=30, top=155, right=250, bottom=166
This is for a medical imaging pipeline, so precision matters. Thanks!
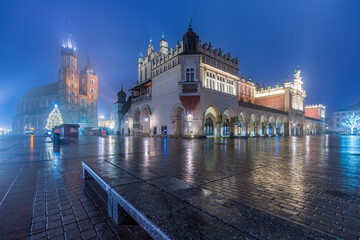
left=107, top=136, right=115, bottom=156
left=340, top=136, right=360, bottom=190
left=163, top=137, right=167, bottom=156
left=184, top=145, right=194, bottom=183
left=29, top=135, right=34, bottom=161
left=143, top=138, right=150, bottom=168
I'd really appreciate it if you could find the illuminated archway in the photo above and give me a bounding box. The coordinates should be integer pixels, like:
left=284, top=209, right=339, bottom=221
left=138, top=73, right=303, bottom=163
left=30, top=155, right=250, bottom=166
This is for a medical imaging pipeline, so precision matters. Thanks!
left=204, top=105, right=221, bottom=137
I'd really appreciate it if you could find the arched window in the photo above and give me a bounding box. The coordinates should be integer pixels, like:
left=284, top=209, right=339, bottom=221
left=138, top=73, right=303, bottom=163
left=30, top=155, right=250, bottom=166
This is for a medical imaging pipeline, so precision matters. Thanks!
left=223, top=119, right=230, bottom=135
left=72, top=83, right=74, bottom=88
left=71, top=91, right=74, bottom=96
left=91, top=79, right=94, bottom=86
left=205, top=118, right=214, bottom=136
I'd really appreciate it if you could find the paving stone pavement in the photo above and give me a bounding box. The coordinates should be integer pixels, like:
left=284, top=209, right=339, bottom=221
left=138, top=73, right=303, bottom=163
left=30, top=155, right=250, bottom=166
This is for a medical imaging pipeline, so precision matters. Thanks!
left=0, top=135, right=359, bottom=239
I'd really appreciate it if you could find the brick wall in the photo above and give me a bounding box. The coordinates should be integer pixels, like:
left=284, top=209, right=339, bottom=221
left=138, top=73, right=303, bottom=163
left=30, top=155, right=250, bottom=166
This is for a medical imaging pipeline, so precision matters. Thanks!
left=255, top=94, right=285, bottom=111
left=305, top=108, right=320, bottom=119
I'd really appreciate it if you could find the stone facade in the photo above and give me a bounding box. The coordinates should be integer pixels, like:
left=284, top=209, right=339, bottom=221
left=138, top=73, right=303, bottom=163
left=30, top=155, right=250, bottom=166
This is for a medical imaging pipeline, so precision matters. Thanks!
left=118, top=23, right=325, bottom=137
left=12, top=33, right=98, bottom=135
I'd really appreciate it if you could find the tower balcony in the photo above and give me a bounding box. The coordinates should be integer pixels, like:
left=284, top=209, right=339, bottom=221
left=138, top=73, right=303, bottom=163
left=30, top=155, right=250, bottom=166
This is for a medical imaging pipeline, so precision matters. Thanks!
left=132, top=93, right=152, bottom=103
left=178, top=80, right=201, bottom=96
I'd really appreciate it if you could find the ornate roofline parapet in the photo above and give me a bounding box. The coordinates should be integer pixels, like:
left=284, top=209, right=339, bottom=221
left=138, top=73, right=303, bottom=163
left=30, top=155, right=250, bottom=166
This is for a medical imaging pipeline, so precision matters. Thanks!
left=305, top=104, right=326, bottom=109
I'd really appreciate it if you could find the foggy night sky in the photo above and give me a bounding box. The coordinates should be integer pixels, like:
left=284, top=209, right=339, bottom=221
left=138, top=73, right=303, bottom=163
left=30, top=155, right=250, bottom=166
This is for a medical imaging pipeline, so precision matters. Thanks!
left=0, top=0, right=360, bottom=129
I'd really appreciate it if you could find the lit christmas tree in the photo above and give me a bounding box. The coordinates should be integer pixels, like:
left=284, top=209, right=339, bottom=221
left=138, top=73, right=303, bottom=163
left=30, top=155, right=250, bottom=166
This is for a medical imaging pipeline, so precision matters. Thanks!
left=342, top=112, right=360, bottom=134
left=46, top=104, right=63, bottom=130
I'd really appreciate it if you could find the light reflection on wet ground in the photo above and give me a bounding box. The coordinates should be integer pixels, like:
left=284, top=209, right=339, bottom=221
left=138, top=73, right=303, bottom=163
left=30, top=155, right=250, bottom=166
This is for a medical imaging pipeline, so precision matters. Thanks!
left=0, top=135, right=359, bottom=239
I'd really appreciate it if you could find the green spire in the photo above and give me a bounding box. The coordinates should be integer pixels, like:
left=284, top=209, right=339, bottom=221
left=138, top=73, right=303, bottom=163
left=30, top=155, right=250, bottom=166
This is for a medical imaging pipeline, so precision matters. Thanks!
left=188, top=18, right=192, bottom=31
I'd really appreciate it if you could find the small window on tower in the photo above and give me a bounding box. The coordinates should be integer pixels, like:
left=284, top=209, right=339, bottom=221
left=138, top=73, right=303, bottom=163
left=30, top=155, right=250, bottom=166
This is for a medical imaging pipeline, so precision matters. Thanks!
left=72, top=83, right=74, bottom=88
left=71, top=91, right=74, bottom=96
left=72, top=76, right=74, bottom=81
left=72, top=69, right=74, bottom=74
left=91, top=79, right=94, bottom=86
left=185, top=68, right=195, bottom=81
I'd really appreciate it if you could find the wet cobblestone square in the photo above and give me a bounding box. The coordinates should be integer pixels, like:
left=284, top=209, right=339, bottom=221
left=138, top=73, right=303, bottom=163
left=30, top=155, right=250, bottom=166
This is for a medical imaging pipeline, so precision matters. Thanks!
left=0, top=135, right=359, bottom=239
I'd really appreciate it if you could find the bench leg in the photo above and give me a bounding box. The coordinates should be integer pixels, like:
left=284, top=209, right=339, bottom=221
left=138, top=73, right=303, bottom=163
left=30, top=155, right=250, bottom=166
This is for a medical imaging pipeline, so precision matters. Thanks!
left=112, top=197, right=119, bottom=224
left=107, top=189, right=113, bottom=218
left=112, top=198, right=133, bottom=225
left=83, top=168, right=92, bottom=180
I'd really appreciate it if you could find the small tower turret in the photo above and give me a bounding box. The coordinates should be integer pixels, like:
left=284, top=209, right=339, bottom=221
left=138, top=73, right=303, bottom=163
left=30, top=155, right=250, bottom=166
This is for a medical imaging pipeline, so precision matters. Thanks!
left=182, top=18, right=200, bottom=54
left=159, top=33, right=168, bottom=55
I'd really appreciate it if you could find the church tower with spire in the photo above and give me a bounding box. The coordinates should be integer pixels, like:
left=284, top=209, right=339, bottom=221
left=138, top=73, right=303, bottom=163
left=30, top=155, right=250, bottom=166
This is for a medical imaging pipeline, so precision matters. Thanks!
left=58, top=33, right=80, bottom=124
left=79, top=57, right=98, bottom=127
left=58, top=31, right=98, bottom=128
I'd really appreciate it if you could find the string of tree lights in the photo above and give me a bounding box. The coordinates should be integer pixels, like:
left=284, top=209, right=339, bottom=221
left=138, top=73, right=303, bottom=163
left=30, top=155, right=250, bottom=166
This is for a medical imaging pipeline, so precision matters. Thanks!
left=46, top=105, right=63, bottom=130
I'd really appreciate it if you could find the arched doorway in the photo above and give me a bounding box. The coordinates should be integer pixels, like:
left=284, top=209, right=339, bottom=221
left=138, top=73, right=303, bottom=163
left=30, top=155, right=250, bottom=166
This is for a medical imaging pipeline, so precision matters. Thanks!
left=204, top=105, right=221, bottom=137
left=205, top=118, right=214, bottom=136
left=222, top=108, right=234, bottom=137
left=223, top=119, right=230, bottom=136
left=268, top=116, right=276, bottom=136
left=172, top=106, right=185, bottom=137
left=132, top=108, right=140, bottom=135
left=261, top=123, right=266, bottom=136
left=269, top=123, right=273, bottom=135
left=140, top=105, right=151, bottom=135
left=260, top=115, right=267, bottom=137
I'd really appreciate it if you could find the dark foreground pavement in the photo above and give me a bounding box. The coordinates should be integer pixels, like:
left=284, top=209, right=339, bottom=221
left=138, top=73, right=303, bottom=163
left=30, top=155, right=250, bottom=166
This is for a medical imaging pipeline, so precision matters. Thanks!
left=0, top=135, right=359, bottom=239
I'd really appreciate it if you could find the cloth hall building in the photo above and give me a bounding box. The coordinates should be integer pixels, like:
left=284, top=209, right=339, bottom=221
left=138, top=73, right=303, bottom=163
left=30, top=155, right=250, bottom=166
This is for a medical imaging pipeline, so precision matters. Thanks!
left=12, top=33, right=98, bottom=135
left=119, top=23, right=325, bottom=137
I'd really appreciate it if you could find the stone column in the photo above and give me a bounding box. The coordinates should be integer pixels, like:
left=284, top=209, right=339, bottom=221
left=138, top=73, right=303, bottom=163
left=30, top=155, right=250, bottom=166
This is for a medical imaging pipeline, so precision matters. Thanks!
left=255, top=122, right=260, bottom=137
left=284, top=122, right=290, bottom=136
left=216, top=122, right=221, bottom=137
